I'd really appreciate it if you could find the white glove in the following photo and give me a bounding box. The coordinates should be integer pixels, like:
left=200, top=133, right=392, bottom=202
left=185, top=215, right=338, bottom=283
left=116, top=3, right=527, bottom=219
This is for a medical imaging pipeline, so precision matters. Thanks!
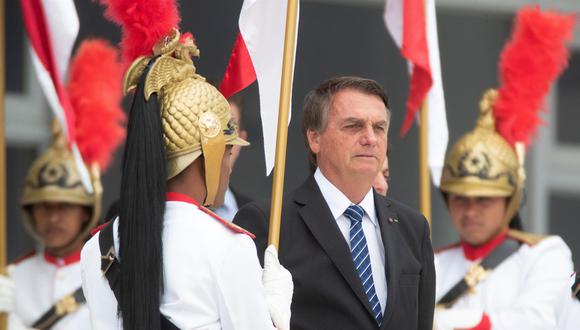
left=0, top=266, right=15, bottom=312
left=262, top=245, right=293, bottom=330
left=434, top=307, right=484, bottom=330
left=0, top=266, right=32, bottom=330
left=8, top=313, right=33, bottom=330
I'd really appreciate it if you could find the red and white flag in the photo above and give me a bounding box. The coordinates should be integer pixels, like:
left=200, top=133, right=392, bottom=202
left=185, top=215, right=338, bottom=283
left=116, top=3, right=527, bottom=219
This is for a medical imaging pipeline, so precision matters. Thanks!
left=221, top=0, right=299, bottom=174
left=21, top=0, right=93, bottom=191
left=384, top=0, right=448, bottom=186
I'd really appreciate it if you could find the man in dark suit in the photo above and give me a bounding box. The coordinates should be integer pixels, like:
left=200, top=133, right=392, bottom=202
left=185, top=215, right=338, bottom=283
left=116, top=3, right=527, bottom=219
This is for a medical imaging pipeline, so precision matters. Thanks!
left=234, top=76, right=435, bottom=330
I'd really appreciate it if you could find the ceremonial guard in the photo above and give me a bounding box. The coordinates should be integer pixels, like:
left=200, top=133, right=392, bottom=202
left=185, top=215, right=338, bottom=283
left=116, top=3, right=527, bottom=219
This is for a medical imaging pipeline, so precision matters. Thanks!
left=80, top=1, right=292, bottom=329
left=0, top=39, right=125, bottom=330
left=434, top=7, right=576, bottom=330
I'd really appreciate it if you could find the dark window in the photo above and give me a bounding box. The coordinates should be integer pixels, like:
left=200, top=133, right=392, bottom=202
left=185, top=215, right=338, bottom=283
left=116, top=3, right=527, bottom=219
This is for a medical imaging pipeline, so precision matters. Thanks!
left=7, top=147, right=37, bottom=261
left=5, top=0, right=25, bottom=93
left=556, top=52, right=580, bottom=145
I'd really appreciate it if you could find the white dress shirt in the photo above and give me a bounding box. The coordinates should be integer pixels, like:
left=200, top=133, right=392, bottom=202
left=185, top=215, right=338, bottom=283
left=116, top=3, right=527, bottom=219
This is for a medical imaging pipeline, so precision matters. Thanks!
left=314, top=168, right=387, bottom=313
left=213, top=187, right=238, bottom=222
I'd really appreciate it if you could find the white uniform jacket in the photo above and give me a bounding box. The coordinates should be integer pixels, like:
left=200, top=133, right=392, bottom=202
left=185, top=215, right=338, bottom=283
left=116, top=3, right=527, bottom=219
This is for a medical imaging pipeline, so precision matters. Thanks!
left=9, top=250, right=90, bottom=329
left=435, top=232, right=573, bottom=330
left=81, top=192, right=276, bottom=330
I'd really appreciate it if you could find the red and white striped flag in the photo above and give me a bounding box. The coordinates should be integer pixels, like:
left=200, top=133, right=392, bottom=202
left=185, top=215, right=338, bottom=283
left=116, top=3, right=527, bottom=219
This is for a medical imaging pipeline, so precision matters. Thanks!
left=384, top=0, right=448, bottom=186
left=21, top=0, right=93, bottom=191
left=221, top=0, right=299, bottom=174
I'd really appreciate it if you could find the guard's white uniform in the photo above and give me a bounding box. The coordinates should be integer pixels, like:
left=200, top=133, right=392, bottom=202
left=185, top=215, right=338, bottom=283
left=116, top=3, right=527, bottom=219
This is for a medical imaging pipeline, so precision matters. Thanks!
left=556, top=276, right=580, bottom=330
left=435, top=233, right=573, bottom=330
left=9, top=250, right=90, bottom=329
left=81, top=193, right=276, bottom=330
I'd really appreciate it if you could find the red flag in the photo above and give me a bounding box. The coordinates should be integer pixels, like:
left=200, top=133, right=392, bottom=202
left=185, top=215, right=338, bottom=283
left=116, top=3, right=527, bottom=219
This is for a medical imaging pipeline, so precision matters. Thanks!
left=384, top=0, right=433, bottom=136
left=220, top=32, right=257, bottom=99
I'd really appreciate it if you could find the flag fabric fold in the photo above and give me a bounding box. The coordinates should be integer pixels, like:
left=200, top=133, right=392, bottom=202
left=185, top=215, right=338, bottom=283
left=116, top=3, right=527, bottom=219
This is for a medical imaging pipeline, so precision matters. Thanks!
left=21, top=0, right=93, bottom=192
left=384, top=0, right=448, bottom=186
left=221, top=0, right=299, bottom=174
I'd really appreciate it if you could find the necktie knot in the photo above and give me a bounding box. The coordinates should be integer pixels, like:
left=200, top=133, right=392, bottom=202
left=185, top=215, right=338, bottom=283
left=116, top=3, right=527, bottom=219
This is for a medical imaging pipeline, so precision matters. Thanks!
left=344, top=204, right=365, bottom=224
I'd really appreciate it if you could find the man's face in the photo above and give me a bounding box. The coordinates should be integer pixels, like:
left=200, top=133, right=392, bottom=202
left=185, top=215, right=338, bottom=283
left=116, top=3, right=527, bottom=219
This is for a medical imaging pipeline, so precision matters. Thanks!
left=447, top=194, right=507, bottom=246
left=229, top=102, right=247, bottom=169
left=308, top=89, right=388, bottom=185
left=373, top=157, right=389, bottom=196
left=214, top=146, right=234, bottom=207
left=32, top=202, right=88, bottom=250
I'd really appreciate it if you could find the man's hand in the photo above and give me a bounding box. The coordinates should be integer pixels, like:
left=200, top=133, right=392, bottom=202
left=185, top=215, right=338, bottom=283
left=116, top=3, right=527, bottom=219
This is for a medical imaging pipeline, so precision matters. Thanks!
left=262, top=245, right=293, bottom=330
left=434, top=307, right=484, bottom=330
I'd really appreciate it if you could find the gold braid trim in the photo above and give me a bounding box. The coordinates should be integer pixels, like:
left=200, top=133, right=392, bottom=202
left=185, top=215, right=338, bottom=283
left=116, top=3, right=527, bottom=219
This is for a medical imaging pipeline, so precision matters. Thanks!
left=507, top=229, right=548, bottom=246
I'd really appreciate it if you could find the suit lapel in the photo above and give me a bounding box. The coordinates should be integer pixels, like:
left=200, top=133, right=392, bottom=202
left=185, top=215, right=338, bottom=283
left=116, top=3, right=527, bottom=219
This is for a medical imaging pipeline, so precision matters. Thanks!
left=375, top=192, right=398, bottom=326
left=295, top=177, right=376, bottom=318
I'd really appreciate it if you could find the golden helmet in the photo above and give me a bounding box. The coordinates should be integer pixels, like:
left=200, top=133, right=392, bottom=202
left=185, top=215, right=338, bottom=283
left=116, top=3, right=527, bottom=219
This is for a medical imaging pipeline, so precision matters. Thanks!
left=124, top=29, right=248, bottom=206
left=440, top=89, right=525, bottom=223
left=20, top=121, right=102, bottom=246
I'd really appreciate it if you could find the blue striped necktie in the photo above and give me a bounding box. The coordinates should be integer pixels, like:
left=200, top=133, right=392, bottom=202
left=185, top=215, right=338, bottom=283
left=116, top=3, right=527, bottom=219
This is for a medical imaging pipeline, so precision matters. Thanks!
left=344, top=204, right=383, bottom=327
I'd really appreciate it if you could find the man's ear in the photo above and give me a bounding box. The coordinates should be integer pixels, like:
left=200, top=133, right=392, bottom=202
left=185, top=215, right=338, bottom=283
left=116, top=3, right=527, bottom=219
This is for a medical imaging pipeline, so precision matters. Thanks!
left=307, top=129, right=320, bottom=154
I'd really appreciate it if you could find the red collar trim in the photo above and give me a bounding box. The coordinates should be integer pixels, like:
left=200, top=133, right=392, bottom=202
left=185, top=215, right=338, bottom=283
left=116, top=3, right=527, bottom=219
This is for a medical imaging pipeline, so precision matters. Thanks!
left=166, top=192, right=255, bottom=239
left=461, top=230, right=508, bottom=261
left=43, top=250, right=81, bottom=267
left=166, top=192, right=201, bottom=206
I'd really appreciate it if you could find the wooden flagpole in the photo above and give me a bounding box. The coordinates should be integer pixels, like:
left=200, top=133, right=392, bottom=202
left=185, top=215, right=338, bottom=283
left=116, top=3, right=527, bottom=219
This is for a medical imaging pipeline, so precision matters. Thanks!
left=419, top=0, right=431, bottom=227
left=0, top=0, right=8, bottom=327
left=267, top=0, right=299, bottom=249
left=419, top=101, right=431, bottom=226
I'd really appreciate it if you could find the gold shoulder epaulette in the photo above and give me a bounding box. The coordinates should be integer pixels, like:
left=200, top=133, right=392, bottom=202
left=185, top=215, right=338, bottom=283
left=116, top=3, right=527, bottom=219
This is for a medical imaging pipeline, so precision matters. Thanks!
left=507, top=229, right=548, bottom=246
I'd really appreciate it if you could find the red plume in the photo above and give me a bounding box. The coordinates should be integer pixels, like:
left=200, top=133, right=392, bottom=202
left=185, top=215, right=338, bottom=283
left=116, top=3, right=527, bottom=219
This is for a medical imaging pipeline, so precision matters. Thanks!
left=97, top=0, right=180, bottom=67
left=494, top=6, right=576, bottom=147
left=67, top=39, right=126, bottom=171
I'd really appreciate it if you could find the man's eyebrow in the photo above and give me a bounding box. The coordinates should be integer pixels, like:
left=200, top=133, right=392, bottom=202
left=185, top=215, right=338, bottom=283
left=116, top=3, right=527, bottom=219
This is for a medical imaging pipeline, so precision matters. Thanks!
left=341, top=117, right=364, bottom=124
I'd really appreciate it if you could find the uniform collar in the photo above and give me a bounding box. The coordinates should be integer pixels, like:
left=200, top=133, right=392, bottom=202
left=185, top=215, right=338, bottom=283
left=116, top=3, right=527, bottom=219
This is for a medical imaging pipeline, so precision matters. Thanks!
left=43, top=249, right=81, bottom=267
left=166, top=192, right=201, bottom=206
left=314, top=168, right=377, bottom=226
left=461, top=229, right=509, bottom=261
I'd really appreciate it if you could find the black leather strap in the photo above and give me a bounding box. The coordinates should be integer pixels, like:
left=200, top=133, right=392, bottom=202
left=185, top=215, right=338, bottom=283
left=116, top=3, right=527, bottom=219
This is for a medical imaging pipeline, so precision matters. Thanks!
left=98, top=222, right=179, bottom=330
left=32, top=287, right=85, bottom=330
left=437, top=238, right=520, bottom=307
left=572, top=272, right=580, bottom=301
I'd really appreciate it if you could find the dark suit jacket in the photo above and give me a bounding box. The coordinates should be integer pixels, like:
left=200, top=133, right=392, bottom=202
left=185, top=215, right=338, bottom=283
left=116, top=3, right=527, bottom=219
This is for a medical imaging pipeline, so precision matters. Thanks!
left=233, top=176, right=435, bottom=330
left=231, top=186, right=252, bottom=209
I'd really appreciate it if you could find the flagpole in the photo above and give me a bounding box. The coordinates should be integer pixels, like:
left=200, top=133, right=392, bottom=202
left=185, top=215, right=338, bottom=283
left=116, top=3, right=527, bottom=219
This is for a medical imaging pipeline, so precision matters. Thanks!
left=0, top=0, right=8, bottom=327
left=419, top=100, right=431, bottom=226
left=419, top=0, right=431, bottom=227
left=267, top=0, right=298, bottom=249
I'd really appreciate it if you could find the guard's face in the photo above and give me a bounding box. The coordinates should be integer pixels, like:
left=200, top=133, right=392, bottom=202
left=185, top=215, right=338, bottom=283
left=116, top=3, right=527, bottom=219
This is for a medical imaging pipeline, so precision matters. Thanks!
left=448, top=194, right=507, bottom=246
left=31, top=202, right=88, bottom=251
left=308, top=89, right=388, bottom=185
left=214, top=146, right=234, bottom=207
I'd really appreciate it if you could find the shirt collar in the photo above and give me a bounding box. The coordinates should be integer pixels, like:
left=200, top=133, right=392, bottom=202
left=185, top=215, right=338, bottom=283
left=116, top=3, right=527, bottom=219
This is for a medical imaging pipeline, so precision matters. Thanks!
left=221, top=187, right=237, bottom=211
left=461, top=229, right=509, bottom=261
left=314, top=168, right=377, bottom=226
left=43, top=249, right=81, bottom=267
left=166, top=192, right=201, bottom=206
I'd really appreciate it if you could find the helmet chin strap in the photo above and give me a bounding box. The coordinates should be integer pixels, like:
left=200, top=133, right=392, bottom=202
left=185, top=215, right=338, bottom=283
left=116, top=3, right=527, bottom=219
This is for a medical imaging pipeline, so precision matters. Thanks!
left=503, top=142, right=526, bottom=226
left=201, top=133, right=225, bottom=207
